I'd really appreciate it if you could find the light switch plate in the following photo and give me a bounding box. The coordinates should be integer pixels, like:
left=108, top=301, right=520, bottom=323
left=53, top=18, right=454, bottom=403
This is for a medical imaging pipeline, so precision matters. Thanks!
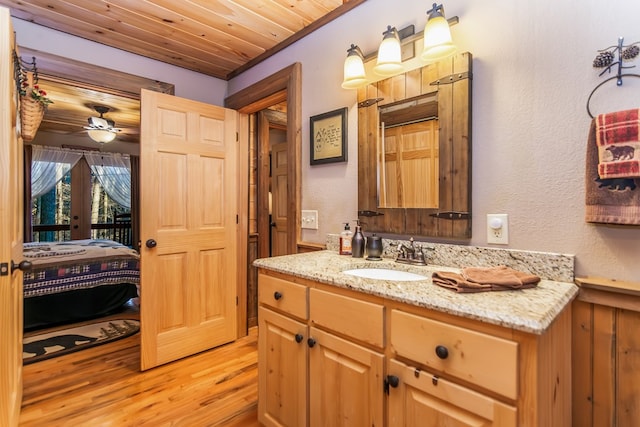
left=301, top=210, right=319, bottom=230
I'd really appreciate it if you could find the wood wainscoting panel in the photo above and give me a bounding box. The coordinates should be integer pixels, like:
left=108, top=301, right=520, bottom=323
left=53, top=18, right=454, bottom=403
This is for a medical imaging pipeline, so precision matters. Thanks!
left=573, top=277, right=640, bottom=427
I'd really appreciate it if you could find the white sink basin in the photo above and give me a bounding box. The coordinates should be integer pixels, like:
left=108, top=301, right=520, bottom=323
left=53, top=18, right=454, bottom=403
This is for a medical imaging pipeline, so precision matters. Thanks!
left=342, top=268, right=428, bottom=282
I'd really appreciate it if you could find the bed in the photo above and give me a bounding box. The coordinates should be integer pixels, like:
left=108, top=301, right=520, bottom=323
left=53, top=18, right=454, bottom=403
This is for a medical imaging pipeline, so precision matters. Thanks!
left=22, top=239, right=140, bottom=331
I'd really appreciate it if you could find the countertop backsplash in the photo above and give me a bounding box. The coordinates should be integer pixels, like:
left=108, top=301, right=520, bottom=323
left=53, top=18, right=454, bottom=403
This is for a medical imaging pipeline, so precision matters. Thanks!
left=326, top=234, right=575, bottom=283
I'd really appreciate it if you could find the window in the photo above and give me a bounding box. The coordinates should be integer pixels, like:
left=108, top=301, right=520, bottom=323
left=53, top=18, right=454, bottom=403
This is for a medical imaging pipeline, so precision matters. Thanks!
left=30, top=146, right=131, bottom=243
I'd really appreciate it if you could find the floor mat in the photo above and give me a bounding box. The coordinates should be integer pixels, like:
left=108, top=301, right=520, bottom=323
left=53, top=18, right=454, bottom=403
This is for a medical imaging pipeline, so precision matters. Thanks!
left=23, top=319, right=140, bottom=365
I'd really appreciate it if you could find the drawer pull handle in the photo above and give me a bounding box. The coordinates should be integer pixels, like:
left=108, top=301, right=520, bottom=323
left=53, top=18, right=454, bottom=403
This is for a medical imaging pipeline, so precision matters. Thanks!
left=435, top=345, right=449, bottom=359
left=273, top=291, right=283, bottom=300
left=295, top=333, right=304, bottom=343
left=307, top=337, right=317, bottom=348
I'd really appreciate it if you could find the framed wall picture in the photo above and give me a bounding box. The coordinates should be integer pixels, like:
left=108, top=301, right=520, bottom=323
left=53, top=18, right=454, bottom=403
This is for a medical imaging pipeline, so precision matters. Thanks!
left=310, top=107, right=347, bottom=165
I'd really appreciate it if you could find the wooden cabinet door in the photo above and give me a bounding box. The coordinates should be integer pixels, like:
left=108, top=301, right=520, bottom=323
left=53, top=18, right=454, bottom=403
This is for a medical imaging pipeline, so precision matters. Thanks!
left=387, top=359, right=516, bottom=427
left=258, top=307, right=307, bottom=427
left=308, top=327, right=384, bottom=427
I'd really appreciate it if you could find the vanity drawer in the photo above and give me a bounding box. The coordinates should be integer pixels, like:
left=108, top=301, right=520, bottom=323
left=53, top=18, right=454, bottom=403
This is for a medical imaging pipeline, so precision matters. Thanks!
left=390, top=309, right=518, bottom=399
left=309, top=288, right=384, bottom=348
left=258, top=273, right=308, bottom=320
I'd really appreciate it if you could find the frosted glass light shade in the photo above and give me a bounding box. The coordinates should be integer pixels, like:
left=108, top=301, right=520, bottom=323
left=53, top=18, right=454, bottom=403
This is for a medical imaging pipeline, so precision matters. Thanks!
left=421, top=10, right=456, bottom=61
left=341, top=44, right=368, bottom=89
left=373, top=26, right=404, bottom=76
left=88, top=129, right=117, bottom=143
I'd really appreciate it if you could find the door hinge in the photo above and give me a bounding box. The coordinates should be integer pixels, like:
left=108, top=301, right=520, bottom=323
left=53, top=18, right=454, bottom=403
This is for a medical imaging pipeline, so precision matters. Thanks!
left=429, top=71, right=472, bottom=86
left=236, top=214, right=239, bottom=224
left=0, top=262, right=8, bottom=276
left=236, top=296, right=239, bottom=306
left=236, top=132, right=239, bottom=142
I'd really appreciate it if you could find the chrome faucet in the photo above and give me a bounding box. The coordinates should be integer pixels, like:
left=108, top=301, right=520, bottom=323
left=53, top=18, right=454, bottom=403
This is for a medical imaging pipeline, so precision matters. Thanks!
left=396, top=238, right=432, bottom=266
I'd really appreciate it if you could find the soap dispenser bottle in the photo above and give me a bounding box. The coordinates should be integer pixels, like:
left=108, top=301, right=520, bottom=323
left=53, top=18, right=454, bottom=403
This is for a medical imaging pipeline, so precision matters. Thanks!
left=351, top=220, right=365, bottom=258
left=339, top=222, right=353, bottom=255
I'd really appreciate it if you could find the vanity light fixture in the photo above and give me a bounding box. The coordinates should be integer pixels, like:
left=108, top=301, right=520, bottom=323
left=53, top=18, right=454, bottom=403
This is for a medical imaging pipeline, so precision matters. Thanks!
left=341, top=2, right=459, bottom=90
left=373, top=26, right=404, bottom=76
left=341, top=44, right=368, bottom=89
left=421, top=3, right=457, bottom=61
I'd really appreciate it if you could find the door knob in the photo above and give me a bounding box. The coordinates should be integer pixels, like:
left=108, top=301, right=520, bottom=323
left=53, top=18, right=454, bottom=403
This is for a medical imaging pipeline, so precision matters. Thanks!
left=146, top=239, right=157, bottom=248
left=12, top=260, right=32, bottom=273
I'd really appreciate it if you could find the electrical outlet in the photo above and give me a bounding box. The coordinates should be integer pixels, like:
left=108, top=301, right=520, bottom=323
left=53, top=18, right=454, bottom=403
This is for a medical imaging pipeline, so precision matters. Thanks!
left=301, top=210, right=319, bottom=230
left=487, top=214, right=509, bottom=245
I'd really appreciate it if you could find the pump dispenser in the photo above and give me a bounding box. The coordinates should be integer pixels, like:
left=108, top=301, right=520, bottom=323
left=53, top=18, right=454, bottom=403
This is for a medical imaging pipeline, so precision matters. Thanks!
left=351, top=220, right=365, bottom=258
left=339, top=222, right=353, bottom=255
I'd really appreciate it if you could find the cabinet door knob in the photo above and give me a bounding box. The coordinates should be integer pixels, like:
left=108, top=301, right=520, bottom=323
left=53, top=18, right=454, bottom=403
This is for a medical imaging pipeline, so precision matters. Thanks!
left=295, top=333, right=303, bottom=343
left=146, top=239, right=157, bottom=248
left=435, top=345, right=449, bottom=359
left=273, top=291, right=283, bottom=300
left=384, top=374, right=400, bottom=394
left=307, top=337, right=316, bottom=348
left=387, top=375, right=399, bottom=388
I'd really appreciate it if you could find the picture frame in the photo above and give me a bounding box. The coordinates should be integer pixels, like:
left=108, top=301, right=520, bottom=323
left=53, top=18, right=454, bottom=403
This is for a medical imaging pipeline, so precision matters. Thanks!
left=310, top=107, right=348, bottom=165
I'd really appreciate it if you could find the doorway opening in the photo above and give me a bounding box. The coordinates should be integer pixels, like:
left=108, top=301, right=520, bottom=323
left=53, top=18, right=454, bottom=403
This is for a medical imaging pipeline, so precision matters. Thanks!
left=225, top=63, right=302, bottom=328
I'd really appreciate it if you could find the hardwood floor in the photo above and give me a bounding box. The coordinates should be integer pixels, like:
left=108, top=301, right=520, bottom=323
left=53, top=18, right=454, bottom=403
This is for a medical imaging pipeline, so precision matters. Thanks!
left=20, top=309, right=260, bottom=426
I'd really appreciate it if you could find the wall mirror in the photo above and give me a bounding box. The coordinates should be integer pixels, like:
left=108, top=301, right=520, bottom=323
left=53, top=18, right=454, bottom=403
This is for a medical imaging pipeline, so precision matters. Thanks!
left=357, top=52, right=472, bottom=239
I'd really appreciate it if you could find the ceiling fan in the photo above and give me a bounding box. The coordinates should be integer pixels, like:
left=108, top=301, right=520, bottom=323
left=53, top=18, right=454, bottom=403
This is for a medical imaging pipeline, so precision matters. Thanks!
left=84, top=105, right=122, bottom=143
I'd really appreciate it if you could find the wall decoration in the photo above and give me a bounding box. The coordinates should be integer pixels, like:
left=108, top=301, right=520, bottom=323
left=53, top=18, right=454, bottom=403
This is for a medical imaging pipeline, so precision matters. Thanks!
left=310, top=107, right=347, bottom=165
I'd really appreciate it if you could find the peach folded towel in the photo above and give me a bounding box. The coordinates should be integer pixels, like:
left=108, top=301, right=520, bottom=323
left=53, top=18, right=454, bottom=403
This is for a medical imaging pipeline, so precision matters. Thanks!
left=432, top=266, right=540, bottom=293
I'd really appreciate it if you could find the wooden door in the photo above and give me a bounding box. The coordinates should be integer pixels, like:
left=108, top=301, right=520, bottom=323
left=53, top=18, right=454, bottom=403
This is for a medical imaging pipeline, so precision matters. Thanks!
left=308, top=327, right=384, bottom=427
left=270, top=142, right=288, bottom=257
left=139, top=89, right=238, bottom=370
left=0, top=8, right=24, bottom=425
left=70, top=158, right=91, bottom=239
left=387, top=359, right=516, bottom=427
left=380, top=120, right=439, bottom=208
left=258, top=307, right=307, bottom=427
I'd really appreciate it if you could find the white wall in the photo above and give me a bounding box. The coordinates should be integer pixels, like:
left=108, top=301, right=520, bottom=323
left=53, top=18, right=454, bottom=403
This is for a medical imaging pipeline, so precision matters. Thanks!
left=229, top=0, right=640, bottom=282
left=12, top=1, right=640, bottom=282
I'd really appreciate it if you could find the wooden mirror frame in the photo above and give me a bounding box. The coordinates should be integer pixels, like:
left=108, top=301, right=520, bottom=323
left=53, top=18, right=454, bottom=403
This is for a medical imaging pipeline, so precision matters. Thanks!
left=357, top=52, right=472, bottom=239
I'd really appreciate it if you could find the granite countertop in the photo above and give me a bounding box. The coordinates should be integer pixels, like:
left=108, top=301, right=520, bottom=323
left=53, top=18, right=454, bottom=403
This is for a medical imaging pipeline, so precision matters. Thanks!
left=254, top=250, right=579, bottom=335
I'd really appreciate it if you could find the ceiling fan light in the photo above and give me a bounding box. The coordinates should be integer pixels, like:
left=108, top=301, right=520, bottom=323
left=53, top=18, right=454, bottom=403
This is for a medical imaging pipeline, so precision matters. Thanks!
left=88, top=128, right=117, bottom=143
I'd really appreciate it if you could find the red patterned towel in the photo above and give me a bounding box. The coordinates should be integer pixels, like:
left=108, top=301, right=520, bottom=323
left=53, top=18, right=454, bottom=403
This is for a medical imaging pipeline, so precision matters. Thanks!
left=595, top=109, right=640, bottom=179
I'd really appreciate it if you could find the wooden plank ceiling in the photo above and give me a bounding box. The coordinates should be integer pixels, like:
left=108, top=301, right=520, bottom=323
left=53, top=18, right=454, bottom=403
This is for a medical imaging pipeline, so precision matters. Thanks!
left=1, top=0, right=365, bottom=80
left=2, top=0, right=366, bottom=146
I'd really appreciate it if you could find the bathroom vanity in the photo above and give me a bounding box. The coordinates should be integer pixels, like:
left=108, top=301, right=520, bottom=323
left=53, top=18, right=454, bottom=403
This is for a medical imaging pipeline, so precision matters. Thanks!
left=254, top=251, right=578, bottom=427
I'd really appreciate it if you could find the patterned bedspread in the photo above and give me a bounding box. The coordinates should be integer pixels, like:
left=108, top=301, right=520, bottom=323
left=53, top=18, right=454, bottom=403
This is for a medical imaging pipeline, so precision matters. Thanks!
left=23, top=239, right=140, bottom=298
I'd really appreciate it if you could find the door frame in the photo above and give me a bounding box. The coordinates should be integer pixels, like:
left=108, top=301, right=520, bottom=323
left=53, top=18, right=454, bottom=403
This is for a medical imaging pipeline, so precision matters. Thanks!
left=225, top=63, right=301, bottom=256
